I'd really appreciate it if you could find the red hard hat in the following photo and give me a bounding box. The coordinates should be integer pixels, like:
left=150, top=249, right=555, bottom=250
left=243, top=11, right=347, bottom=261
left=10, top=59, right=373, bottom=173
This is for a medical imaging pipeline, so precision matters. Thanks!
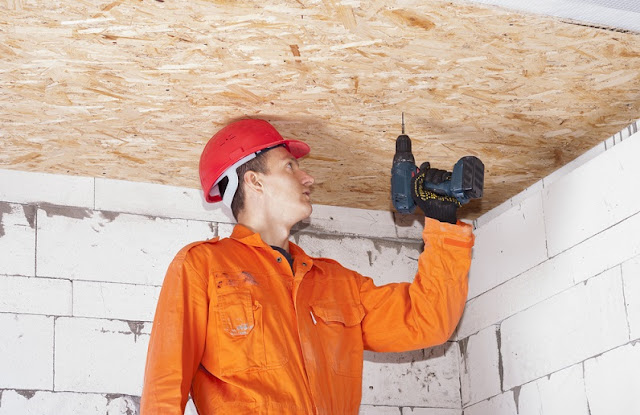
left=199, top=119, right=310, bottom=204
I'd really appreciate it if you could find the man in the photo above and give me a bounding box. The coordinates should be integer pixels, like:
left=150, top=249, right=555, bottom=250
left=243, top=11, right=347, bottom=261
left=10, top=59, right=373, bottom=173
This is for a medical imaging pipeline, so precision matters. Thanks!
left=141, top=119, right=474, bottom=414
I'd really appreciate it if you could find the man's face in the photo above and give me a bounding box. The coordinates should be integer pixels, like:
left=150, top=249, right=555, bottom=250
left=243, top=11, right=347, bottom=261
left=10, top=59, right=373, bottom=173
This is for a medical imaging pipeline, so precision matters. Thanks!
left=259, top=147, right=315, bottom=223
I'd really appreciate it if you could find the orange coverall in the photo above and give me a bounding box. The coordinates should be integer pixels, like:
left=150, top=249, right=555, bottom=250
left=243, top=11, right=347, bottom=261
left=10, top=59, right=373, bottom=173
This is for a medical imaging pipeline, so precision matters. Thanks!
left=141, top=218, right=474, bottom=414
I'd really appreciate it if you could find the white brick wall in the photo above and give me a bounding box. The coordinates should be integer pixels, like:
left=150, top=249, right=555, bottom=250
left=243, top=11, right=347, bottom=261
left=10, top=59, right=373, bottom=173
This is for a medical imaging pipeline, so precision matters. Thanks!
left=360, top=405, right=406, bottom=415
left=0, top=169, right=94, bottom=208
left=296, top=233, right=421, bottom=285
left=94, top=178, right=231, bottom=223
left=54, top=317, right=150, bottom=395
left=584, top=343, right=640, bottom=415
left=0, top=390, right=140, bottom=415
left=501, top=263, right=628, bottom=390
left=467, top=193, right=547, bottom=299
left=0, top=390, right=107, bottom=415
left=362, top=343, right=461, bottom=408
left=0, top=314, right=54, bottom=390
left=544, top=133, right=640, bottom=256
left=0, top=275, right=71, bottom=316
left=464, top=364, right=590, bottom=415
left=463, top=391, right=517, bottom=415
left=401, top=408, right=461, bottom=415
left=455, top=250, right=574, bottom=340
left=360, top=406, right=462, bottom=415
left=460, top=125, right=640, bottom=414
left=0, top=203, right=36, bottom=277
left=517, top=365, right=589, bottom=415
left=36, top=208, right=216, bottom=285
left=622, top=254, right=640, bottom=340
left=72, top=281, right=161, bottom=322
left=459, top=326, right=501, bottom=406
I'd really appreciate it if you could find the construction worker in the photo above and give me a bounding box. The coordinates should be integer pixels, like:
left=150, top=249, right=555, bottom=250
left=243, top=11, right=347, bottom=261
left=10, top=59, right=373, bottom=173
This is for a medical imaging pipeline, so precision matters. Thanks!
left=141, top=119, right=474, bottom=414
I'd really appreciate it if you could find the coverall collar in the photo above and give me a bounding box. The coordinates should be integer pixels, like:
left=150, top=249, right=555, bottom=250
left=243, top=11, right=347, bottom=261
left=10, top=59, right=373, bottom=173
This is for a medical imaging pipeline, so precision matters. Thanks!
left=230, top=224, right=313, bottom=269
left=229, top=223, right=270, bottom=247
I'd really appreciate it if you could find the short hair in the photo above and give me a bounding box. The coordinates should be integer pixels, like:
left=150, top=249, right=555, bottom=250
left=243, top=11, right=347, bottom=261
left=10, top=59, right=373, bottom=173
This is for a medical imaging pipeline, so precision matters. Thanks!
left=226, top=152, right=270, bottom=221
left=218, top=144, right=285, bottom=220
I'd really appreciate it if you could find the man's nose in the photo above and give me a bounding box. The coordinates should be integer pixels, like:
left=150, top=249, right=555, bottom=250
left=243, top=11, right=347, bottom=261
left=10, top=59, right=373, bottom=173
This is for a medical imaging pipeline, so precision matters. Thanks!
left=301, top=170, right=315, bottom=186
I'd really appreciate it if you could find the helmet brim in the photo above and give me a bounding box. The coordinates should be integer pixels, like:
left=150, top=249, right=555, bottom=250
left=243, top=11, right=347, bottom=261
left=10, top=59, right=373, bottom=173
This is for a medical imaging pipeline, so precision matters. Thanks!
left=282, top=139, right=311, bottom=159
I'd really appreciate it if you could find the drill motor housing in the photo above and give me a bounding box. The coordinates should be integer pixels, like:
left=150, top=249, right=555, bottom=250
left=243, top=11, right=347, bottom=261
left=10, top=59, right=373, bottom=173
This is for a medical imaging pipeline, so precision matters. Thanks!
left=391, top=133, right=485, bottom=214
left=391, top=134, right=418, bottom=214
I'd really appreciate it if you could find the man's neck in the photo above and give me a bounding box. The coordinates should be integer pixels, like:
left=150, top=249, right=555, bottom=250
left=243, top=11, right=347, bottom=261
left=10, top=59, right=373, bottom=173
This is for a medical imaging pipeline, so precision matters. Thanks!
left=237, top=214, right=291, bottom=251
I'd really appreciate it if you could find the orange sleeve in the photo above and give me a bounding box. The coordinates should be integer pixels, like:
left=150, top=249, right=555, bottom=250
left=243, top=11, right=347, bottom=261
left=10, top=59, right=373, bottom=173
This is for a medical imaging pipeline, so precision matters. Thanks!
left=140, top=245, right=209, bottom=414
left=360, top=218, right=474, bottom=352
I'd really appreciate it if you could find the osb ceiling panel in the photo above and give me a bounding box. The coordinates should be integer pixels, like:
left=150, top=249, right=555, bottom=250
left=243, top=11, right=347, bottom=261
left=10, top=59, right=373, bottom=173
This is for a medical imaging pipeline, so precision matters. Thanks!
left=1, top=0, right=639, bottom=220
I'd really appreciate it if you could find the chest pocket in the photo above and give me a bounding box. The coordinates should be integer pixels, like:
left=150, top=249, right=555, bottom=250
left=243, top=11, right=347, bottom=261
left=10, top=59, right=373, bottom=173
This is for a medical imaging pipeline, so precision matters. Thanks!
left=211, top=290, right=288, bottom=375
left=311, top=302, right=365, bottom=377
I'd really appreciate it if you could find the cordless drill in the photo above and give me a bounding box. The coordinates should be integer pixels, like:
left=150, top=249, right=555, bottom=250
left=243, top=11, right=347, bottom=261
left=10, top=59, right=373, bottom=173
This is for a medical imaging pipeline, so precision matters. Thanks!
left=391, top=115, right=485, bottom=214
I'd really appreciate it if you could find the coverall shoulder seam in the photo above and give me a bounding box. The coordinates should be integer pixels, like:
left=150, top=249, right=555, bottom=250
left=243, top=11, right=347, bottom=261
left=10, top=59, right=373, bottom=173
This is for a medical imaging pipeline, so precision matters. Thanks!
left=176, top=240, right=218, bottom=286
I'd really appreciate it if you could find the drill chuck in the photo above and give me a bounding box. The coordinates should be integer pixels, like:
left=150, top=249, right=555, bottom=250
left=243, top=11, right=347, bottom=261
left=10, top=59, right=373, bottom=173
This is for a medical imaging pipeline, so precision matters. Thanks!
left=395, top=134, right=412, bottom=154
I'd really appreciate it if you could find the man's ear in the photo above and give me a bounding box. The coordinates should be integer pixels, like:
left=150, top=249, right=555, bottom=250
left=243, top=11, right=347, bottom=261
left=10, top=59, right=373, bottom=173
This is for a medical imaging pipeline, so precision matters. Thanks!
left=243, top=170, right=263, bottom=195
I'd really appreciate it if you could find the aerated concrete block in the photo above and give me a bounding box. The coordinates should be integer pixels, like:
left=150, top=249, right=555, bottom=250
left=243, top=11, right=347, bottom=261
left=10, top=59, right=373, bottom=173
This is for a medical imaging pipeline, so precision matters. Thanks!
left=0, top=275, right=71, bottom=316
left=73, top=281, right=161, bottom=322
left=95, top=178, right=231, bottom=223
left=0, top=202, right=36, bottom=277
left=544, top=133, right=640, bottom=257
left=0, top=314, right=54, bottom=389
left=500, top=267, right=628, bottom=390
left=0, top=169, right=94, bottom=208
left=459, top=326, right=501, bottom=407
left=584, top=342, right=640, bottom=415
left=402, top=408, right=461, bottom=415
left=393, top=212, right=425, bottom=240
left=300, top=204, right=399, bottom=239
left=0, top=390, right=108, bottom=415
left=217, top=222, right=235, bottom=239
left=467, top=192, right=547, bottom=299
left=106, top=394, right=141, bottom=415
left=55, top=317, right=150, bottom=395
left=456, top=241, right=578, bottom=340
left=553, top=209, right=640, bottom=285
left=361, top=343, right=460, bottom=408
left=36, top=207, right=215, bottom=285
left=296, top=234, right=421, bottom=285
left=622, top=254, right=640, bottom=340
left=463, top=391, right=517, bottom=415
left=516, top=364, right=588, bottom=415
left=359, top=405, right=403, bottom=415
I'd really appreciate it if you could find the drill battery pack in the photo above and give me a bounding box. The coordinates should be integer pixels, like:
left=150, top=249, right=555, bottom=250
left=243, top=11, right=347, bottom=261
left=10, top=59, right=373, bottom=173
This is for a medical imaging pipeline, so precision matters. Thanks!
left=450, top=156, right=484, bottom=204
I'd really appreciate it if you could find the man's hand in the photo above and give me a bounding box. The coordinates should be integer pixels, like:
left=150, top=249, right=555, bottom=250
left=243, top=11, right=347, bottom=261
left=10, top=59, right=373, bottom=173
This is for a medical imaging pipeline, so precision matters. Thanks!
left=411, top=162, right=461, bottom=224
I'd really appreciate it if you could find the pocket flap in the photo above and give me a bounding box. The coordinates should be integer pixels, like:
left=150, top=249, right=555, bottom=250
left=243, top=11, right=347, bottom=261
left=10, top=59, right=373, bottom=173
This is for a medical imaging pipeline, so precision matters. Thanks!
left=311, top=303, right=365, bottom=327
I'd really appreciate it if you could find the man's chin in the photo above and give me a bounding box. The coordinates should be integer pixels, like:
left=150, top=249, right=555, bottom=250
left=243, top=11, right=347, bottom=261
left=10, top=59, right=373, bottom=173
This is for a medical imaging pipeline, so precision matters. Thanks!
left=301, top=204, right=312, bottom=220
left=293, top=204, right=313, bottom=225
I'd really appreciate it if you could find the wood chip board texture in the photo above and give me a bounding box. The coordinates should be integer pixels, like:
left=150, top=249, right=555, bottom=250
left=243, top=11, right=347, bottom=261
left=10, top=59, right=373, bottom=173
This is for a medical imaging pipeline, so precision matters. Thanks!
left=1, top=0, right=639, bottom=219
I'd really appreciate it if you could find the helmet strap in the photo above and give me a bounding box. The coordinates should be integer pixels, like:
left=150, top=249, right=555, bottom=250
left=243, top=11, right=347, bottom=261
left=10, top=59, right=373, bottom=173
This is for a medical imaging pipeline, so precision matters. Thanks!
left=211, top=153, right=258, bottom=209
